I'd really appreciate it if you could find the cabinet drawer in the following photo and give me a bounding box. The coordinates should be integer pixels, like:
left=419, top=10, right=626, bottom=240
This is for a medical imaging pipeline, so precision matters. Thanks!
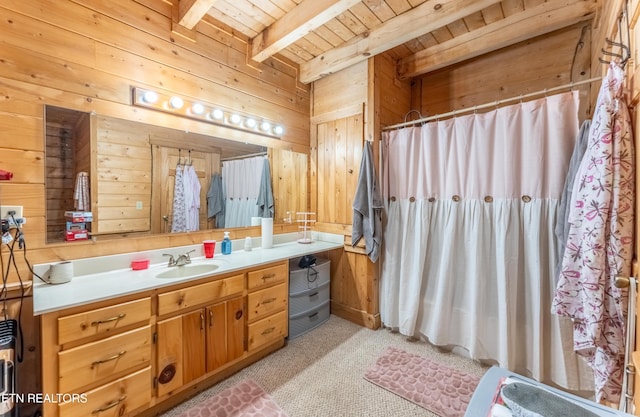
left=289, top=281, right=329, bottom=316
left=247, top=310, right=287, bottom=351
left=58, top=367, right=151, bottom=417
left=247, top=283, right=287, bottom=322
left=247, top=263, right=287, bottom=290
left=58, top=325, right=151, bottom=392
left=58, top=297, right=151, bottom=345
left=158, top=274, right=244, bottom=316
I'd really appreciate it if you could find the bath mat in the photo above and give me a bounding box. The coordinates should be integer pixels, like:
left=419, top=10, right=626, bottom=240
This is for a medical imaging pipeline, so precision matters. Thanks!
left=364, top=346, right=480, bottom=417
left=176, top=379, right=288, bottom=417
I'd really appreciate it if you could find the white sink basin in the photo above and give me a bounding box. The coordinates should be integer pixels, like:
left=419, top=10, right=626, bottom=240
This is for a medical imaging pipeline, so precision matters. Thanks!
left=155, top=263, right=220, bottom=279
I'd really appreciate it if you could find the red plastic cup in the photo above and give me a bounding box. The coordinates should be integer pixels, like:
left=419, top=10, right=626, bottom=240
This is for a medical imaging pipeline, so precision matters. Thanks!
left=203, top=240, right=216, bottom=258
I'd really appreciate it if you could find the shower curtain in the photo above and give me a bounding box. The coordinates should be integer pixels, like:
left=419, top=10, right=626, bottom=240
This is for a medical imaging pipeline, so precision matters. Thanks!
left=380, top=91, right=593, bottom=391
left=222, top=156, right=265, bottom=228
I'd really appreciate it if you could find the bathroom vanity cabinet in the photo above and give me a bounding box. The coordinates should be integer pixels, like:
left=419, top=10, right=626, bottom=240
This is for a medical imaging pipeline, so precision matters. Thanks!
left=39, top=260, right=290, bottom=417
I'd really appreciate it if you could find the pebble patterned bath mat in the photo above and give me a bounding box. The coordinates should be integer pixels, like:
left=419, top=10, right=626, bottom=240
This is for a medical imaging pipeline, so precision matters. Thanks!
left=364, top=346, right=480, bottom=417
left=176, top=379, right=288, bottom=417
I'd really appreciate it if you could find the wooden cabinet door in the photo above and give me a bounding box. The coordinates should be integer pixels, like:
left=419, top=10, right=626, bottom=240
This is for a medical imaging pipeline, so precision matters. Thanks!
left=226, top=296, right=245, bottom=362
left=182, top=309, right=206, bottom=384
left=205, top=296, right=245, bottom=372
left=206, top=302, right=226, bottom=372
left=156, top=316, right=183, bottom=397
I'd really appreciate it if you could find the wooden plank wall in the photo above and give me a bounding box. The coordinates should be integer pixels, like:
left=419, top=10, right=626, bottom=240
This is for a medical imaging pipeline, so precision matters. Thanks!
left=45, top=120, right=76, bottom=239
left=0, top=0, right=310, bottom=270
left=411, top=23, right=594, bottom=122
left=270, top=148, right=308, bottom=223
left=310, top=56, right=412, bottom=328
left=94, top=115, right=153, bottom=235
left=0, top=3, right=309, bottom=411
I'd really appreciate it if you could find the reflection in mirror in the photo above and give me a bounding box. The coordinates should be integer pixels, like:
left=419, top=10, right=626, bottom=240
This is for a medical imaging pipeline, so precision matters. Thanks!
left=44, top=105, right=305, bottom=244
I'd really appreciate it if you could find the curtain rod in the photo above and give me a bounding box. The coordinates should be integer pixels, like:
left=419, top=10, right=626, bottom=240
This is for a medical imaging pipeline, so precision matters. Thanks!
left=382, top=76, right=603, bottom=131
left=221, top=151, right=267, bottom=162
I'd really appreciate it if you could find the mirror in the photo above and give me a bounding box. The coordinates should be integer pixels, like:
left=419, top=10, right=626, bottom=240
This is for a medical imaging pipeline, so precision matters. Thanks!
left=44, top=105, right=308, bottom=243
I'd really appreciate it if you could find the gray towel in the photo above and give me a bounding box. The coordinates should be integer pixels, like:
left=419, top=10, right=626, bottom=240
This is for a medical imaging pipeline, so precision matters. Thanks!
left=257, top=159, right=274, bottom=218
left=352, top=141, right=383, bottom=262
left=206, top=174, right=225, bottom=227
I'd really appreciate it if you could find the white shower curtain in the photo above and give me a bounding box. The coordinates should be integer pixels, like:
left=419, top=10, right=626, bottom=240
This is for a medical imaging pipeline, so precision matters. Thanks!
left=380, top=91, right=593, bottom=391
left=222, top=156, right=264, bottom=228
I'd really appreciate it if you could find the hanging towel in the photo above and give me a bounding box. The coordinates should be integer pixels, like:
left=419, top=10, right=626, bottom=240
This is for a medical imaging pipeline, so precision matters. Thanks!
left=207, top=173, right=225, bottom=227
left=551, top=62, right=635, bottom=403
left=352, top=141, right=383, bottom=262
left=554, top=119, right=591, bottom=282
left=171, top=164, right=187, bottom=232
left=73, top=172, right=90, bottom=211
left=183, top=164, right=201, bottom=231
left=257, top=158, right=274, bottom=218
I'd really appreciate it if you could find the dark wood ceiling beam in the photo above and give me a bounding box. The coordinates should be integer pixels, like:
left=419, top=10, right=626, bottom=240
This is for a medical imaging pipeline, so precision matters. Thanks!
left=299, top=0, right=504, bottom=83
left=396, top=0, right=598, bottom=79
left=251, top=0, right=361, bottom=63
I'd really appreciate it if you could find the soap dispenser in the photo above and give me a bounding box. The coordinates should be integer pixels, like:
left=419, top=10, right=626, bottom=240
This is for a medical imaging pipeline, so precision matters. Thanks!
left=221, top=231, right=232, bottom=255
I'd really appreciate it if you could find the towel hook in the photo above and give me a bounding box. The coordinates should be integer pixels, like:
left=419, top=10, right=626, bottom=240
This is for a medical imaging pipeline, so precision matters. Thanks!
left=403, top=109, right=424, bottom=124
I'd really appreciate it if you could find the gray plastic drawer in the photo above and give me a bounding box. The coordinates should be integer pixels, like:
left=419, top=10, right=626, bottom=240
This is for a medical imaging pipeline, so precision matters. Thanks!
left=289, top=280, right=330, bottom=316
left=289, top=257, right=330, bottom=295
left=288, top=300, right=330, bottom=340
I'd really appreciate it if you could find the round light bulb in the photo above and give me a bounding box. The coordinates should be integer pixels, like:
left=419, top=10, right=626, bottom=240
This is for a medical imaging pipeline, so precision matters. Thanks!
left=245, top=118, right=257, bottom=128
left=273, top=125, right=284, bottom=136
left=169, top=96, right=184, bottom=109
left=141, top=90, right=158, bottom=104
left=211, top=109, right=224, bottom=120
left=230, top=114, right=241, bottom=124
left=260, top=121, right=271, bottom=132
left=191, top=103, right=205, bottom=115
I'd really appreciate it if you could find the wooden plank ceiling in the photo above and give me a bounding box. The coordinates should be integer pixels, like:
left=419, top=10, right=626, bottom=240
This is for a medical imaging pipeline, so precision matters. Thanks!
left=176, top=0, right=600, bottom=84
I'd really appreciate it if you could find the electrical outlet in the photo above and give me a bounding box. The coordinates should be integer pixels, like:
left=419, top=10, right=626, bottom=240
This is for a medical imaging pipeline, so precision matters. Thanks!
left=6, top=217, right=26, bottom=228
left=0, top=206, right=22, bottom=219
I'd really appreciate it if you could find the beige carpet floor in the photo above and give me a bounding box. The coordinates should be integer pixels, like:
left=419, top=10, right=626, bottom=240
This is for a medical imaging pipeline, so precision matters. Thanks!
left=161, top=315, right=490, bottom=417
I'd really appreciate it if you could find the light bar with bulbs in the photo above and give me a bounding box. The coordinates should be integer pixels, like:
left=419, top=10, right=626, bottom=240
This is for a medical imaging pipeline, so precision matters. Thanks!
left=131, top=87, right=285, bottom=138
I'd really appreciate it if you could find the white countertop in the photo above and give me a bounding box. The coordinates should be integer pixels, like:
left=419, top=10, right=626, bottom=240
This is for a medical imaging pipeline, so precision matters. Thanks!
left=33, top=232, right=344, bottom=315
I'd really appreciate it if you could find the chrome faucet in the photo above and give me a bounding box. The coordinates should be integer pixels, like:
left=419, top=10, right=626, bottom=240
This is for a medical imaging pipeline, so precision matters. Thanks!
left=162, top=250, right=195, bottom=267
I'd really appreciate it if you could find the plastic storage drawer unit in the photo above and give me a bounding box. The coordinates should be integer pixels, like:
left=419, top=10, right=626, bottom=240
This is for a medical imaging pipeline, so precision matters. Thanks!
left=288, top=257, right=331, bottom=339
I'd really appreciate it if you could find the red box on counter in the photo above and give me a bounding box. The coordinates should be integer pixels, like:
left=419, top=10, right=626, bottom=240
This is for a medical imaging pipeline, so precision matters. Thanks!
left=65, top=229, right=89, bottom=241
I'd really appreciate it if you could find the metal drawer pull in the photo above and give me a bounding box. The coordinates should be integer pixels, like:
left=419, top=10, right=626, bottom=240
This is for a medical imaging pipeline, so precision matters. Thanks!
left=92, top=395, right=127, bottom=414
left=91, top=313, right=126, bottom=326
left=209, top=310, right=214, bottom=327
left=261, top=326, right=275, bottom=336
left=91, top=350, right=127, bottom=368
left=261, top=273, right=276, bottom=280
left=261, top=297, right=277, bottom=305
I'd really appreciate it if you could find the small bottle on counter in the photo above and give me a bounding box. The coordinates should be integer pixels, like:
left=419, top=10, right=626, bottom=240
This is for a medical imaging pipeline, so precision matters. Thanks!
left=244, top=236, right=252, bottom=252
left=221, top=231, right=232, bottom=255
